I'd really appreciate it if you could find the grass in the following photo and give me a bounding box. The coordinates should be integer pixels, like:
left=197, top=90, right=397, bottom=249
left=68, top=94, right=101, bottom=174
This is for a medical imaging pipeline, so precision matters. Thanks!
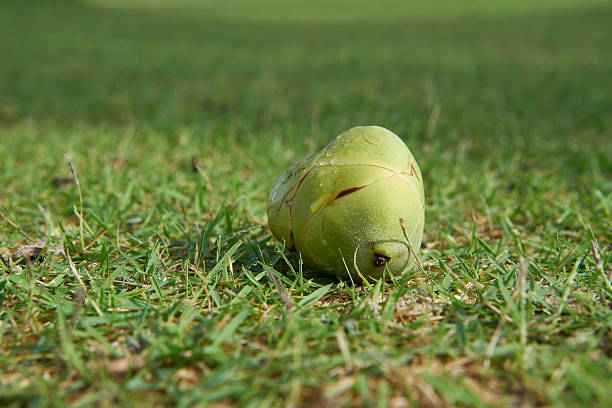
left=1, top=0, right=611, bottom=406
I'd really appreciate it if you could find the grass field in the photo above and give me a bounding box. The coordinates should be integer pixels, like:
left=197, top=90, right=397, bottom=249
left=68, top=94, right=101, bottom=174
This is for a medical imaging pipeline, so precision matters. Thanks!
left=1, top=0, right=612, bottom=406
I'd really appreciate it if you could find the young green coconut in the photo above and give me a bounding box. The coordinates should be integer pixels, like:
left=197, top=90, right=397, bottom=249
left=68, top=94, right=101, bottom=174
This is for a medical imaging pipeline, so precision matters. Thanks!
left=267, top=126, right=424, bottom=281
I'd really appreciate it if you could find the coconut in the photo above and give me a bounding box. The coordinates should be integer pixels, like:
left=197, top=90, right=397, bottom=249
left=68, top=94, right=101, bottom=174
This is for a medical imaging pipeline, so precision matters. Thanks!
left=267, top=126, right=424, bottom=280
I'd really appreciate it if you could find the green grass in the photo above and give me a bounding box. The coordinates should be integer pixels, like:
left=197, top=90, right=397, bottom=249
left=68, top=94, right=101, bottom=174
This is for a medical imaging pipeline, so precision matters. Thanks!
left=1, top=0, right=611, bottom=406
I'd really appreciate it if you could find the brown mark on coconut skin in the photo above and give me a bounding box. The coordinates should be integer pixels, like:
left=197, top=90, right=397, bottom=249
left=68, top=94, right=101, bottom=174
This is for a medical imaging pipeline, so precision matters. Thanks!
left=333, top=185, right=366, bottom=200
left=362, top=134, right=376, bottom=145
left=409, top=163, right=421, bottom=181
left=360, top=126, right=377, bottom=145
left=312, top=163, right=421, bottom=184
left=277, top=167, right=312, bottom=212
left=278, top=166, right=316, bottom=252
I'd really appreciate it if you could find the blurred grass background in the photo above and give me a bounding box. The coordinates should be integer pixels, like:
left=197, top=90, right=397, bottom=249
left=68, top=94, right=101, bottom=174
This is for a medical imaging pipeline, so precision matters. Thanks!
left=2, top=0, right=611, bottom=229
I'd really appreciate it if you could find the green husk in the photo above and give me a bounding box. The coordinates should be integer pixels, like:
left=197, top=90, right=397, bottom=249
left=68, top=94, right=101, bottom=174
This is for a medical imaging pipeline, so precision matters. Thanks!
left=267, top=126, right=424, bottom=280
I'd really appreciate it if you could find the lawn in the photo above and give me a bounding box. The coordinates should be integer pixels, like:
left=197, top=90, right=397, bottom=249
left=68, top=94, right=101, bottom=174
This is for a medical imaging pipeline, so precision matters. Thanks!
left=1, top=0, right=611, bottom=406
